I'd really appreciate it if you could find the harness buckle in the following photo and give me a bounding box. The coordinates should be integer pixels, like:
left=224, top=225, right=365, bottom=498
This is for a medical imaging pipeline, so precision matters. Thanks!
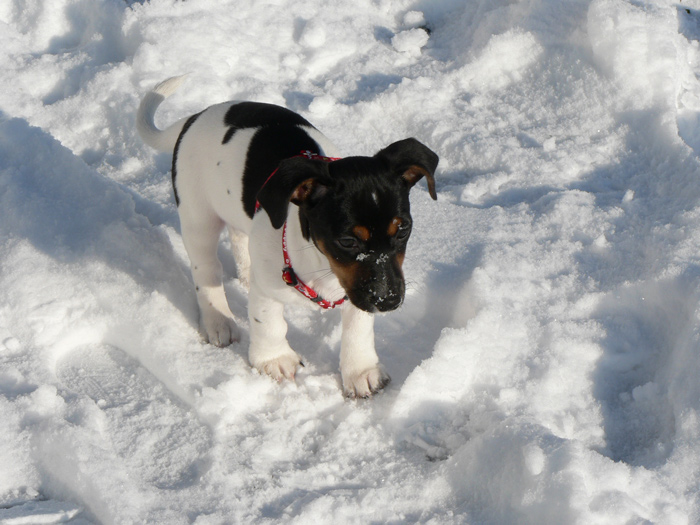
left=282, top=267, right=298, bottom=287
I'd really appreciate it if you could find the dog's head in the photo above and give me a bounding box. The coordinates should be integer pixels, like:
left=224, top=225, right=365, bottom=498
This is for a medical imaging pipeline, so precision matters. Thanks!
left=257, top=138, right=438, bottom=313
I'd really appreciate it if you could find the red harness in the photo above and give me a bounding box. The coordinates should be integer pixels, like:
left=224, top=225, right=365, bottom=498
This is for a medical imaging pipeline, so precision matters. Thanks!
left=256, top=151, right=345, bottom=310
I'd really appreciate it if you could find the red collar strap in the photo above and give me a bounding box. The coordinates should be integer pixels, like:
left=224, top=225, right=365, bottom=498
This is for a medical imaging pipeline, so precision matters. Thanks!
left=281, top=222, right=346, bottom=309
left=255, top=151, right=345, bottom=309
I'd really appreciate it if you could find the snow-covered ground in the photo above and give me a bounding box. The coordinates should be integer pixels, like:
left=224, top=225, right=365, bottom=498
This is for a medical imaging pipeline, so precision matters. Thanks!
left=2, top=0, right=700, bottom=522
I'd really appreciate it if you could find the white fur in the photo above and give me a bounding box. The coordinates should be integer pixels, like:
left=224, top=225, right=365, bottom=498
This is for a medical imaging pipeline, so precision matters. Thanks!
left=137, top=77, right=389, bottom=397
left=136, top=75, right=190, bottom=152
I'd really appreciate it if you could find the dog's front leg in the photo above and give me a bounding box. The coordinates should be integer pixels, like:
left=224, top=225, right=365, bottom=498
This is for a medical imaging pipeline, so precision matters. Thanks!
left=340, top=305, right=391, bottom=398
left=248, top=284, right=302, bottom=381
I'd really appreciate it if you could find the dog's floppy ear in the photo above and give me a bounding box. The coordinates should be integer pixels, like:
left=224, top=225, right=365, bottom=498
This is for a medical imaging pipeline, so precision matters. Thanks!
left=256, top=157, right=332, bottom=229
left=375, top=138, right=439, bottom=200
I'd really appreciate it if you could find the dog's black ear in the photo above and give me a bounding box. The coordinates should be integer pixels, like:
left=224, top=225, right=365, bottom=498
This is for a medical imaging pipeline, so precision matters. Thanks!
left=375, top=138, right=439, bottom=200
left=256, top=157, right=332, bottom=229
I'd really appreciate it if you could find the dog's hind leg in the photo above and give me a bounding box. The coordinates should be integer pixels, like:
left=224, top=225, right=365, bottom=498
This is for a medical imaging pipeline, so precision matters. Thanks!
left=180, top=210, right=240, bottom=346
left=227, top=226, right=251, bottom=288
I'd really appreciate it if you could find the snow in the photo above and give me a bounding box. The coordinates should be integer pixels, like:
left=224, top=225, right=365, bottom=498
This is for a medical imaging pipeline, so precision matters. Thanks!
left=2, top=0, right=700, bottom=522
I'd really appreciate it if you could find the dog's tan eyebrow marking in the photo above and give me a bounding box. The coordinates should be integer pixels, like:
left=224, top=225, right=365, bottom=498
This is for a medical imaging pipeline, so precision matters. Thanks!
left=353, top=225, right=371, bottom=241
left=387, top=217, right=403, bottom=237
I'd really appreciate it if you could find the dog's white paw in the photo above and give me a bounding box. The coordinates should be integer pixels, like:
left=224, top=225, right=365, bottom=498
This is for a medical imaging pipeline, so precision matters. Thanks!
left=255, top=352, right=303, bottom=382
left=342, top=365, right=391, bottom=399
left=201, top=312, right=240, bottom=347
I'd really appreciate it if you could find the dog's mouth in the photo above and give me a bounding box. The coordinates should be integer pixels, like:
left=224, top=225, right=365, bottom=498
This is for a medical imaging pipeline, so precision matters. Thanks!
left=315, top=239, right=405, bottom=312
left=366, top=288, right=404, bottom=312
left=343, top=276, right=405, bottom=313
left=325, top=263, right=406, bottom=313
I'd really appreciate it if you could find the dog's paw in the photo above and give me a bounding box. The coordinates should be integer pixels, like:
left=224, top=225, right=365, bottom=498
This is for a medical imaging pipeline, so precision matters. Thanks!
left=201, top=313, right=240, bottom=347
left=342, top=365, right=391, bottom=399
left=255, top=353, right=303, bottom=382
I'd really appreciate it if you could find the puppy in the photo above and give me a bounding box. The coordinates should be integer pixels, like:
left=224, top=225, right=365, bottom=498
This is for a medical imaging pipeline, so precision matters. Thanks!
left=136, top=76, right=439, bottom=397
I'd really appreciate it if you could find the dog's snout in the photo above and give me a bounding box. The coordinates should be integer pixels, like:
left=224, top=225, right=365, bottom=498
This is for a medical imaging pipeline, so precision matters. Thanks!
left=373, top=291, right=403, bottom=311
left=365, top=278, right=404, bottom=312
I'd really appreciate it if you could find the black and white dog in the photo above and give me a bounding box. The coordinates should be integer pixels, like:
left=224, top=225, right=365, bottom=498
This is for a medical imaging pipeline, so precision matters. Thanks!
left=137, top=76, right=438, bottom=397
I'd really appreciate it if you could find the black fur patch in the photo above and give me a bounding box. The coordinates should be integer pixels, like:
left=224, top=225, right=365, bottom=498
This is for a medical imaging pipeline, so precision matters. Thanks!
left=222, top=102, right=312, bottom=145
left=256, top=157, right=332, bottom=230
left=220, top=102, right=321, bottom=218
left=241, top=125, right=321, bottom=219
left=171, top=111, right=202, bottom=206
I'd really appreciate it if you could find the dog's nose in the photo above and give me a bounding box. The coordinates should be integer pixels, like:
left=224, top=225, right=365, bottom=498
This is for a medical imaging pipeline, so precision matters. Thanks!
left=371, top=288, right=403, bottom=312
left=378, top=294, right=402, bottom=311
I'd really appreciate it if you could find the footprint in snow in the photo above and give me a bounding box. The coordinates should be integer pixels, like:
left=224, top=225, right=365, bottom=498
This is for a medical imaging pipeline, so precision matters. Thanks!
left=56, top=344, right=212, bottom=490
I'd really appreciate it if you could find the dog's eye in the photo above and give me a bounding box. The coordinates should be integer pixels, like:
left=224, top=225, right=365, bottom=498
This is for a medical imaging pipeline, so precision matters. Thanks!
left=396, top=223, right=411, bottom=240
left=336, top=237, right=359, bottom=250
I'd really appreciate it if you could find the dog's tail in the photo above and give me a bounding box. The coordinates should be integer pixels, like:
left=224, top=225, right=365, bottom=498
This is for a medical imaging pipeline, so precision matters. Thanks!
left=136, top=75, right=189, bottom=152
